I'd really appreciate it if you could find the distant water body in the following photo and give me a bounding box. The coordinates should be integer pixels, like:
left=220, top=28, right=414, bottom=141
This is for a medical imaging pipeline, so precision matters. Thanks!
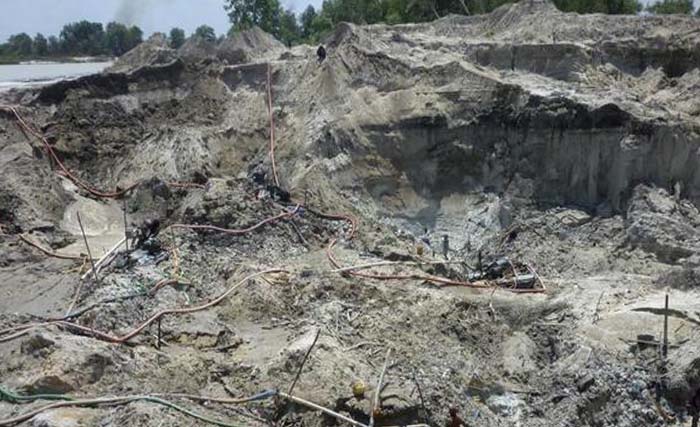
left=0, top=61, right=112, bottom=91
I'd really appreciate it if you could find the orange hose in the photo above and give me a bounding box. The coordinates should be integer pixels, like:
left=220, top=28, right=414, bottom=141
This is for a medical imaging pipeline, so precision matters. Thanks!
left=2, top=106, right=210, bottom=198
left=2, top=105, right=136, bottom=198
left=0, top=269, right=284, bottom=344
left=325, top=238, right=490, bottom=288
left=319, top=213, right=543, bottom=292
left=170, top=205, right=299, bottom=235
left=18, top=234, right=91, bottom=261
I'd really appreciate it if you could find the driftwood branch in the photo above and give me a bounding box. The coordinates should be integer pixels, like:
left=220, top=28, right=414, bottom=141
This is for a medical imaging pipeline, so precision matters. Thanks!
left=288, top=328, right=321, bottom=395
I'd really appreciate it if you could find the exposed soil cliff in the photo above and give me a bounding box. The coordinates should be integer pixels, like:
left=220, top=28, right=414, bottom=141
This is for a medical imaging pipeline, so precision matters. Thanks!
left=2, top=2, right=700, bottom=426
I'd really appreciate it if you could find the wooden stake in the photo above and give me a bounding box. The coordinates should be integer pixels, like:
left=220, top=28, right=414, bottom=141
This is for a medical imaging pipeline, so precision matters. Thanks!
left=412, top=370, right=432, bottom=426
left=278, top=392, right=368, bottom=427
left=370, top=349, right=392, bottom=427
left=663, top=294, right=669, bottom=359
left=593, top=291, right=605, bottom=324
left=76, top=212, right=99, bottom=283
left=332, top=259, right=465, bottom=273
left=123, top=197, right=129, bottom=251
left=157, top=317, right=162, bottom=350
left=80, top=237, right=126, bottom=281
left=288, top=328, right=321, bottom=395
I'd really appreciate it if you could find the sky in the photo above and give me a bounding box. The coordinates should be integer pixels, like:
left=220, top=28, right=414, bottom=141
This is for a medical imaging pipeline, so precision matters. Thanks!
left=0, top=0, right=697, bottom=43
left=0, top=0, right=323, bottom=43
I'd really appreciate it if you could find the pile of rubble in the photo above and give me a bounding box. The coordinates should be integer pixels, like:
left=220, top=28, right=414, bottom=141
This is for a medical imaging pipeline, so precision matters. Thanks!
left=2, top=1, right=700, bottom=426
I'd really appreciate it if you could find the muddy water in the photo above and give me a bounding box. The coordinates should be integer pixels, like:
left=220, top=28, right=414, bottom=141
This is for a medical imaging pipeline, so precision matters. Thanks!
left=59, top=181, right=126, bottom=258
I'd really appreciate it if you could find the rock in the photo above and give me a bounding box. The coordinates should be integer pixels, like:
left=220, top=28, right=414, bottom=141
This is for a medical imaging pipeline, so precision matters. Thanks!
left=555, top=209, right=591, bottom=227
left=629, top=379, right=646, bottom=397
left=502, top=332, right=537, bottom=376
left=665, top=347, right=700, bottom=405
left=576, top=374, right=595, bottom=392
left=178, top=178, right=250, bottom=227
left=556, top=345, right=592, bottom=374
left=485, top=392, right=523, bottom=417
left=31, top=408, right=98, bottom=427
left=26, top=375, right=75, bottom=394
left=21, top=333, right=56, bottom=356
left=17, top=334, right=116, bottom=394
left=127, top=177, right=173, bottom=226
left=375, top=383, right=421, bottom=423
left=168, top=311, right=227, bottom=349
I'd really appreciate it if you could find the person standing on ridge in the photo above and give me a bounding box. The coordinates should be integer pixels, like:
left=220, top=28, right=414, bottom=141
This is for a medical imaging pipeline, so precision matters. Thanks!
left=317, top=45, right=326, bottom=63
left=442, top=234, right=449, bottom=260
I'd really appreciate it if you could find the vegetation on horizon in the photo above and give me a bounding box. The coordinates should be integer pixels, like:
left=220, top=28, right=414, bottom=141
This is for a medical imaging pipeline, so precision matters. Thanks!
left=223, top=0, right=699, bottom=46
left=645, top=0, right=695, bottom=14
left=0, top=0, right=697, bottom=63
left=0, top=21, right=192, bottom=63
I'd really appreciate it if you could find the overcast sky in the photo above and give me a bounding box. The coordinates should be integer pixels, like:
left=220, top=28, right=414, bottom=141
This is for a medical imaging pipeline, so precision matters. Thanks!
left=0, top=0, right=323, bottom=43
left=1, top=0, right=697, bottom=43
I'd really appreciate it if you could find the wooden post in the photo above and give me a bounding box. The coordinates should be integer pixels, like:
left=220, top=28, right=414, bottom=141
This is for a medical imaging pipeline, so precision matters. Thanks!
left=123, top=197, right=129, bottom=251
left=278, top=392, right=368, bottom=427
left=663, top=294, right=669, bottom=359
left=77, top=212, right=99, bottom=283
left=412, top=370, right=432, bottom=425
left=157, top=317, right=162, bottom=350
left=80, top=237, right=126, bottom=281
left=288, top=329, right=321, bottom=395
left=370, top=349, right=392, bottom=427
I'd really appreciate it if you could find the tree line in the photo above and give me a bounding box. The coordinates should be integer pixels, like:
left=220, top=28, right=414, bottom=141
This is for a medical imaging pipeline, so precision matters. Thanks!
left=224, top=0, right=700, bottom=46
left=0, top=21, right=144, bottom=61
left=1, top=0, right=696, bottom=63
left=0, top=21, right=210, bottom=62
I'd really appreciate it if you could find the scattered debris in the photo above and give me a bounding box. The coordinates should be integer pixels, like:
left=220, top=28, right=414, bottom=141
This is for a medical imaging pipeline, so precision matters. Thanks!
left=2, top=1, right=700, bottom=426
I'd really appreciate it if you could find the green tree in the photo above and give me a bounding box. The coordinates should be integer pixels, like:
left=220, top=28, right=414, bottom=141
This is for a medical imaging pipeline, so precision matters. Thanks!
left=383, top=0, right=408, bottom=23
left=194, top=25, right=217, bottom=42
left=125, top=25, right=143, bottom=51
left=646, top=0, right=693, bottom=13
left=105, top=22, right=129, bottom=55
left=47, top=36, right=60, bottom=55
left=104, top=23, right=142, bottom=56
left=220, top=0, right=655, bottom=46
left=33, top=33, right=48, bottom=56
left=8, top=33, right=33, bottom=56
left=320, top=0, right=384, bottom=24
left=279, top=9, right=301, bottom=46
left=300, top=5, right=318, bottom=38
left=59, top=21, right=105, bottom=55
left=169, top=27, right=186, bottom=48
left=310, top=13, right=333, bottom=36
left=405, top=0, right=444, bottom=21
left=552, top=0, right=641, bottom=14
left=224, top=0, right=282, bottom=35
